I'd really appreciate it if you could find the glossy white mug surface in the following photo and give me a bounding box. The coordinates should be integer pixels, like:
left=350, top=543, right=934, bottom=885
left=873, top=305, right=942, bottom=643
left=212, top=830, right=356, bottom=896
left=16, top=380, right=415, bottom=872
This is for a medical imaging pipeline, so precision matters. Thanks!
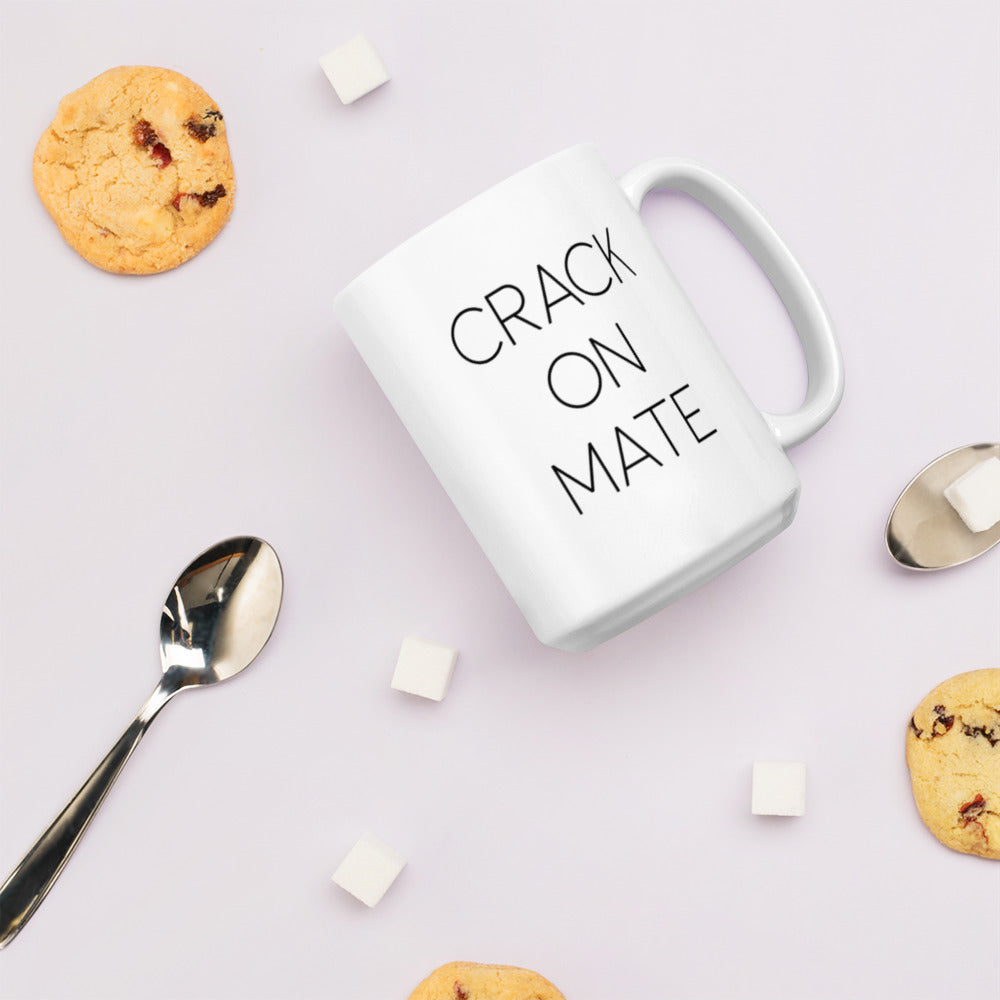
left=335, top=144, right=844, bottom=651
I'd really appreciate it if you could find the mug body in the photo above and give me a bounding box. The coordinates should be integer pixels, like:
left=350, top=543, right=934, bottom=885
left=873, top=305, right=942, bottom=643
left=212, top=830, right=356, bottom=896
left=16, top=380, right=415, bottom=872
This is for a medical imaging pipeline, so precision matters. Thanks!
left=335, top=144, right=800, bottom=651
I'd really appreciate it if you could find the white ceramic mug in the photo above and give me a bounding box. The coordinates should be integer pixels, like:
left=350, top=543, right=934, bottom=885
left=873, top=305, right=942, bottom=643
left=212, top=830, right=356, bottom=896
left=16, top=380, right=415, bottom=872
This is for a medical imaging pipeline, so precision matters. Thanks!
left=335, top=144, right=844, bottom=651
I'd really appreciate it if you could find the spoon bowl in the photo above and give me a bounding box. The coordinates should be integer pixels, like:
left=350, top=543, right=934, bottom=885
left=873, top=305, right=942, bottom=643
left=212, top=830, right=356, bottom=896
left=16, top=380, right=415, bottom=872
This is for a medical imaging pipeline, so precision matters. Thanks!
left=160, top=536, right=284, bottom=685
left=0, top=536, right=283, bottom=948
left=886, top=443, right=1000, bottom=570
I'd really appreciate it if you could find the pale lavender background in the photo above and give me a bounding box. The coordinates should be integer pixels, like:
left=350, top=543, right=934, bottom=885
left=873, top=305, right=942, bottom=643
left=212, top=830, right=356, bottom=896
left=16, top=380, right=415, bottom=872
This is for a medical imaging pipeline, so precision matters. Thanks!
left=1, top=2, right=998, bottom=998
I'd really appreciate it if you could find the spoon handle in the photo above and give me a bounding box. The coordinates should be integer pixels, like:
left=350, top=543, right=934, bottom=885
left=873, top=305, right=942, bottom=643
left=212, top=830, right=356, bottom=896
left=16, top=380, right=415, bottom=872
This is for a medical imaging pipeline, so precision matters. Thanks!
left=0, top=684, right=171, bottom=948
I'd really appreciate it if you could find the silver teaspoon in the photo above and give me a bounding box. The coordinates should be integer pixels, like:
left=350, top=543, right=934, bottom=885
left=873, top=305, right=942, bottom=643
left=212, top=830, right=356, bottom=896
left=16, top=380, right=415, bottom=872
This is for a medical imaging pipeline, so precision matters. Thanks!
left=0, top=536, right=283, bottom=948
left=886, top=443, right=1000, bottom=569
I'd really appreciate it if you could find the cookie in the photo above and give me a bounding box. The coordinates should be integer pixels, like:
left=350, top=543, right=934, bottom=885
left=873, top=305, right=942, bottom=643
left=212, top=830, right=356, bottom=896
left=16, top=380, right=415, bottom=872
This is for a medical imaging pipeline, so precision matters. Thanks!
left=408, top=962, right=566, bottom=1000
left=906, top=668, right=1000, bottom=860
left=33, top=66, right=234, bottom=274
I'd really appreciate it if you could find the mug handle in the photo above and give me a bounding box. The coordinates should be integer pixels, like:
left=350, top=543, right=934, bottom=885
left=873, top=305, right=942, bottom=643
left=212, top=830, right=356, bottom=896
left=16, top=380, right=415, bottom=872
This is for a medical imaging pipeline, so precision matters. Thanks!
left=619, top=158, right=844, bottom=449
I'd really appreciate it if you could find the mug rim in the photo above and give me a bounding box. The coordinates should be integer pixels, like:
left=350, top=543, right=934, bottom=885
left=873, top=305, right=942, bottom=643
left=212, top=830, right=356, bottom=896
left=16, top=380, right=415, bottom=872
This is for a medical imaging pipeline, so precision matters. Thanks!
left=333, top=142, right=599, bottom=308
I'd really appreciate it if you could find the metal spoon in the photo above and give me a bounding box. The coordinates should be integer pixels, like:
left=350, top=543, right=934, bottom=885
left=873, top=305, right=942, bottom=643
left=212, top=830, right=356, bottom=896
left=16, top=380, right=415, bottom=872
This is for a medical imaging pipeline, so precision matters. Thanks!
left=886, top=443, right=1000, bottom=569
left=0, top=536, right=283, bottom=948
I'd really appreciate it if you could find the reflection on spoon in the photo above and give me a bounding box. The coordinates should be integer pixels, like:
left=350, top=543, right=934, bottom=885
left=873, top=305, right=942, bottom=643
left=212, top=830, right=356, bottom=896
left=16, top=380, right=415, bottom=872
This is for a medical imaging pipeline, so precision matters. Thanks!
left=0, top=536, right=283, bottom=948
left=886, top=443, right=1000, bottom=570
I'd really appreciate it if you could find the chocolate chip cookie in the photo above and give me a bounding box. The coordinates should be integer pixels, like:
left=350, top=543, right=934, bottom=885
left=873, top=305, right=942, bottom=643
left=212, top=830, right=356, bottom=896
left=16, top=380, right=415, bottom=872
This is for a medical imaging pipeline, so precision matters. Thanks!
left=408, top=962, right=566, bottom=1000
left=906, top=668, right=1000, bottom=859
left=33, top=66, right=234, bottom=274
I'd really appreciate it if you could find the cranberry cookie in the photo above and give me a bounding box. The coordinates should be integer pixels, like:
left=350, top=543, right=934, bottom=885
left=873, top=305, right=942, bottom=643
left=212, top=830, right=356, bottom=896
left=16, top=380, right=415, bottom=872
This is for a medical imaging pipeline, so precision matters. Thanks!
left=408, top=962, right=566, bottom=1000
left=906, top=668, right=1000, bottom=860
left=33, top=66, right=234, bottom=274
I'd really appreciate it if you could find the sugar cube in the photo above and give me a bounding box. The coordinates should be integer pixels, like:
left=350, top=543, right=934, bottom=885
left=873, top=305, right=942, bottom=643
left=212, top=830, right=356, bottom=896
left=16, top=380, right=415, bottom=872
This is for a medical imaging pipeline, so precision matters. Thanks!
left=751, top=760, right=806, bottom=816
left=944, top=456, right=1000, bottom=533
left=319, top=35, right=390, bottom=105
left=331, top=833, right=406, bottom=907
left=391, top=636, right=458, bottom=701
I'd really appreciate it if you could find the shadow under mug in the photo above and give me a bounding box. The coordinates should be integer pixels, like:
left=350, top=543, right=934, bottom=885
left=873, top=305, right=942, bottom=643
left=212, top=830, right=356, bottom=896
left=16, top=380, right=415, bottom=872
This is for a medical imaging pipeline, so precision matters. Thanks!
left=335, top=144, right=844, bottom=651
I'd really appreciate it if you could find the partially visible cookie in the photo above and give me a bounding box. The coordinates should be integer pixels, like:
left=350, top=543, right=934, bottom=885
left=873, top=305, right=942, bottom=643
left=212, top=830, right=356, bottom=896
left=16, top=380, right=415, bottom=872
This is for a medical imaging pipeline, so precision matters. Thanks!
left=33, top=66, right=234, bottom=274
left=408, top=962, right=566, bottom=1000
left=906, top=668, right=1000, bottom=860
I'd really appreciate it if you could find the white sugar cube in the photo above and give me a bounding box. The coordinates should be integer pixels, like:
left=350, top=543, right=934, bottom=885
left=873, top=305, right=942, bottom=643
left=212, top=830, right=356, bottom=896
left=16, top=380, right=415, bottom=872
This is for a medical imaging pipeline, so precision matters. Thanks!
left=319, top=35, right=390, bottom=105
left=391, top=636, right=458, bottom=701
left=751, top=760, right=806, bottom=816
left=331, top=833, right=406, bottom=907
left=944, top=456, right=1000, bottom=533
